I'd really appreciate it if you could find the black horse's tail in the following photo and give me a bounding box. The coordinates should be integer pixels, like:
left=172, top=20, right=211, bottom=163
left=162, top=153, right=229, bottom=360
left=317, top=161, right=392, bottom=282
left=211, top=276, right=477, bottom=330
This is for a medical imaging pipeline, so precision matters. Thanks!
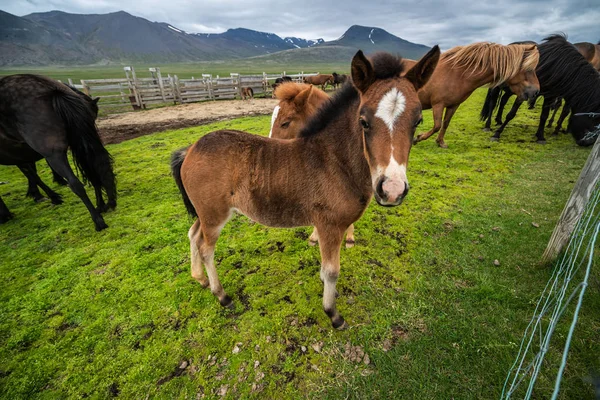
left=171, top=147, right=197, bottom=218
left=480, top=87, right=501, bottom=122
left=51, top=89, right=117, bottom=206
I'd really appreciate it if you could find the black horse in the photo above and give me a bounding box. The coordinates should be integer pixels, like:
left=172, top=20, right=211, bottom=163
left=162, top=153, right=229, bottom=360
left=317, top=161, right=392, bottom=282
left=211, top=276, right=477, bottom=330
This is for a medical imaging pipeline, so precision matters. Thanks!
left=480, top=35, right=600, bottom=146
left=0, top=74, right=116, bottom=230
left=331, top=72, right=348, bottom=89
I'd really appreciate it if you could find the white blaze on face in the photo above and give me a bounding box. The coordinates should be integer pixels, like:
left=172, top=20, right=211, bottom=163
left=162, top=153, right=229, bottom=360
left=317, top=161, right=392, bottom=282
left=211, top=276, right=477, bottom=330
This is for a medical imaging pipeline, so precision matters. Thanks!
left=375, top=88, right=406, bottom=133
left=269, top=105, right=280, bottom=138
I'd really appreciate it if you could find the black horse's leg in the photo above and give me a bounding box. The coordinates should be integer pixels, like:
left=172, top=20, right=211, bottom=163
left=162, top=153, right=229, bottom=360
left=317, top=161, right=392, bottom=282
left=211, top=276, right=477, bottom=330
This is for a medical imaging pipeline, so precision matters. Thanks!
left=547, top=98, right=561, bottom=128
left=492, top=98, right=523, bottom=140
left=94, top=185, right=107, bottom=213
left=554, top=103, right=571, bottom=135
left=0, top=196, right=13, bottom=223
left=17, top=163, right=44, bottom=202
left=535, top=97, right=553, bottom=144
left=49, top=161, right=68, bottom=186
left=496, top=90, right=512, bottom=126
left=18, top=163, right=63, bottom=204
left=45, top=153, right=108, bottom=231
left=483, top=87, right=500, bottom=131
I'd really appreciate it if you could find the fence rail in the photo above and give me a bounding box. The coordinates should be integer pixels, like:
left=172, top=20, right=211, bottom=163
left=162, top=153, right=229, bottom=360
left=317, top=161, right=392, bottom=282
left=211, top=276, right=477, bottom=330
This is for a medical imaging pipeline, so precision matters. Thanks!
left=60, top=67, right=320, bottom=112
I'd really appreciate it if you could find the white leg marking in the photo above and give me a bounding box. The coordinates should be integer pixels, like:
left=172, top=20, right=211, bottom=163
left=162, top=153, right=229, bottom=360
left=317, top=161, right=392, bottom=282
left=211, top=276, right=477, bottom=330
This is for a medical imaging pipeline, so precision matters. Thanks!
left=269, top=105, right=280, bottom=138
left=375, top=88, right=406, bottom=132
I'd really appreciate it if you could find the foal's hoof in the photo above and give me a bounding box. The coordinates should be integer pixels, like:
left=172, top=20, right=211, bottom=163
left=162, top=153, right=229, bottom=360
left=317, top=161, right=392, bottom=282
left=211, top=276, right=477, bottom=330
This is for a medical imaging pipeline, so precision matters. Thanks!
left=536, top=140, right=547, bottom=145
left=220, top=295, right=234, bottom=308
left=437, top=141, right=448, bottom=149
left=308, top=239, right=318, bottom=247
left=489, top=137, right=499, bottom=142
left=345, top=240, right=355, bottom=249
left=334, top=319, right=349, bottom=330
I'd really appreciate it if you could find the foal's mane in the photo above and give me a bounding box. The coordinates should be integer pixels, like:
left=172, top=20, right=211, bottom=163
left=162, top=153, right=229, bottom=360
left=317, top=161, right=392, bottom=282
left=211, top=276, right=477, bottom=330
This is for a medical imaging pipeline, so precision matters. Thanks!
left=537, top=34, right=600, bottom=111
left=274, top=82, right=328, bottom=104
left=442, top=42, right=539, bottom=86
left=299, top=52, right=405, bottom=138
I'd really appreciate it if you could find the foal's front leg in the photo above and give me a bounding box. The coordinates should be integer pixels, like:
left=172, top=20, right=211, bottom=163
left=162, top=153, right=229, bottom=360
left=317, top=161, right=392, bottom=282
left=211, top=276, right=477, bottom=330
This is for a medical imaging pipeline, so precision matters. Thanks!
left=309, top=224, right=356, bottom=248
left=317, top=226, right=347, bottom=329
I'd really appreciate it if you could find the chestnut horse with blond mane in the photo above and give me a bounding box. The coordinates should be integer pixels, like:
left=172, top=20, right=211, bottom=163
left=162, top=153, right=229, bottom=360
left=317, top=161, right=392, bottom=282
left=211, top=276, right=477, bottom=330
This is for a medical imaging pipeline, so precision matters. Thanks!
left=269, top=82, right=357, bottom=248
left=406, top=42, right=540, bottom=147
left=171, top=47, right=440, bottom=329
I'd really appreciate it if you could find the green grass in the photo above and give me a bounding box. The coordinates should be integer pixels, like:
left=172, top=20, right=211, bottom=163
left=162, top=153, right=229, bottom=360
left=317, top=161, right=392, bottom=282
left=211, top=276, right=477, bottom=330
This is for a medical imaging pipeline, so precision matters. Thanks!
left=1, top=89, right=599, bottom=399
left=0, top=61, right=348, bottom=82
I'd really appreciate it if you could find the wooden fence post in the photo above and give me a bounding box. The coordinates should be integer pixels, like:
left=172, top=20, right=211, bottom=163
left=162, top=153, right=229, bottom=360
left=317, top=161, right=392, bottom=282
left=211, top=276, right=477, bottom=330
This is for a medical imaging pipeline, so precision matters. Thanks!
left=542, top=137, right=600, bottom=263
left=202, top=74, right=213, bottom=100
left=150, top=67, right=167, bottom=102
left=80, top=80, right=90, bottom=96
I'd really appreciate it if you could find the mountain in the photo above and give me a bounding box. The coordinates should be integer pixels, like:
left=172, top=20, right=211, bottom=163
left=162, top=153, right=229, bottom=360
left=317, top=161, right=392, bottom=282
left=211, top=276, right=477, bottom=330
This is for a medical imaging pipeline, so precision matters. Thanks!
left=284, top=37, right=324, bottom=49
left=322, top=25, right=430, bottom=60
left=0, top=10, right=431, bottom=66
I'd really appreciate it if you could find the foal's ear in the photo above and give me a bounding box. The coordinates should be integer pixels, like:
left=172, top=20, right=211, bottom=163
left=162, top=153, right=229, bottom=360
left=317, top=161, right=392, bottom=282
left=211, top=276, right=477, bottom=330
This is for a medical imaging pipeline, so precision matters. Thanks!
left=351, top=50, right=375, bottom=93
left=404, top=45, right=440, bottom=91
left=294, top=85, right=313, bottom=108
left=92, top=97, right=100, bottom=104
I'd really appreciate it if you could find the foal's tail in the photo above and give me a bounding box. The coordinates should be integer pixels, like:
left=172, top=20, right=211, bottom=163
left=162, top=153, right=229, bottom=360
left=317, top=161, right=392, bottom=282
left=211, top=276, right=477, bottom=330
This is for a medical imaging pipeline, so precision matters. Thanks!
left=480, top=87, right=501, bottom=122
left=171, top=147, right=197, bottom=218
left=51, top=89, right=117, bottom=205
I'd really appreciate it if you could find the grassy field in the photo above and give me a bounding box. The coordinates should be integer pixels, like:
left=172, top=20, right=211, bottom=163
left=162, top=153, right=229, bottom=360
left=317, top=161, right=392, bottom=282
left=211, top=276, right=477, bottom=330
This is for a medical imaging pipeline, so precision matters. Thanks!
left=0, top=61, right=349, bottom=82
left=0, top=89, right=599, bottom=399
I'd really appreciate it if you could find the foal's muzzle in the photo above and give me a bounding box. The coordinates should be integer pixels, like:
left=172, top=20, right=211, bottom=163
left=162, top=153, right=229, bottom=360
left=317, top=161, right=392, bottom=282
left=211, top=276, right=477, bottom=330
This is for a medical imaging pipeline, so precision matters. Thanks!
left=375, top=177, right=409, bottom=207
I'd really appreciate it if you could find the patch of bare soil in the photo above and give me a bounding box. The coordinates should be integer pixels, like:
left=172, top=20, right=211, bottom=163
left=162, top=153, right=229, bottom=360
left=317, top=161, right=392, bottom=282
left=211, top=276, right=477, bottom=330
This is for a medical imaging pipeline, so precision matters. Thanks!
left=97, top=98, right=278, bottom=144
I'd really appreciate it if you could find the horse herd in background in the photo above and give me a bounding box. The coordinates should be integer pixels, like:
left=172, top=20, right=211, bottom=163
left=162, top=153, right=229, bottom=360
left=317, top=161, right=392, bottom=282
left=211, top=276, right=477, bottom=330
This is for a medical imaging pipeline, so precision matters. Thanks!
left=1, top=34, right=600, bottom=326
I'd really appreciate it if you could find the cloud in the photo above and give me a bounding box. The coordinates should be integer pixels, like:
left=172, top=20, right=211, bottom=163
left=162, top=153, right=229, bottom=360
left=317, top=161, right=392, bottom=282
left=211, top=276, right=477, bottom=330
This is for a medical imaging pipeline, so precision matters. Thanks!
left=3, top=0, right=599, bottom=48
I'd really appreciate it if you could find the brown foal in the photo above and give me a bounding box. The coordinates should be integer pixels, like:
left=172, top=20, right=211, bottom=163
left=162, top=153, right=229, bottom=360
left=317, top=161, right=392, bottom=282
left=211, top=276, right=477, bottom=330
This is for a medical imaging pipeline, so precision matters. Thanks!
left=171, top=46, right=440, bottom=329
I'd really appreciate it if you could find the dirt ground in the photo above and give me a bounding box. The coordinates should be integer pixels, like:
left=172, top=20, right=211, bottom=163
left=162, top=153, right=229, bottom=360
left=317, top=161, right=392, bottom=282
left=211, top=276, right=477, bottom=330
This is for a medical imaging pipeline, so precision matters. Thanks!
left=97, top=98, right=278, bottom=144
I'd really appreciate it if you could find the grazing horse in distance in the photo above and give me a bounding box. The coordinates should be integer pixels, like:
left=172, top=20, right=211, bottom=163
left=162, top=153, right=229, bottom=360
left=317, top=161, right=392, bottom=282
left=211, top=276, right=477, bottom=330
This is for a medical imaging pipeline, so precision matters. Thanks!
left=240, top=87, right=254, bottom=100
left=303, top=74, right=334, bottom=90
left=0, top=74, right=116, bottom=230
left=171, top=47, right=440, bottom=328
left=269, top=82, right=357, bottom=248
left=482, top=35, right=600, bottom=146
left=331, top=72, right=348, bottom=89
left=410, top=42, right=540, bottom=148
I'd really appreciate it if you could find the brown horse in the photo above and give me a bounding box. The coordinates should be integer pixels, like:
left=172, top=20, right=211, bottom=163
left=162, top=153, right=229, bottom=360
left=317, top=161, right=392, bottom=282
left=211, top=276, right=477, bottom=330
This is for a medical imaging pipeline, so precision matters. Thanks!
left=171, top=47, right=440, bottom=329
left=408, top=42, right=540, bottom=147
left=269, top=82, right=357, bottom=248
left=574, top=41, right=600, bottom=71
left=303, top=74, right=334, bottom=90
left=240, top=87, right=254, bottom=100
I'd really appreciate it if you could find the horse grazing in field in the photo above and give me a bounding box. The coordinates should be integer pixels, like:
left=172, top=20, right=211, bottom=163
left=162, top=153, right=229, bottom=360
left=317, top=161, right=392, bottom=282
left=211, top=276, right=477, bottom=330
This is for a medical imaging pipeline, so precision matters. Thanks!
left=240, top=87, right=254, bottom=100
left=481, top=35, right=600, bottom=146
left=303, top=74, right=334, bottom=90
left=408, top=41, right=539, bottom=148
left=171, top=47, right=440, bottom=328
left=0, top=74, right=116, bottom=230
left=269, top=82, right=358, bottom=248
left=331, top=72, right=348, bottom=89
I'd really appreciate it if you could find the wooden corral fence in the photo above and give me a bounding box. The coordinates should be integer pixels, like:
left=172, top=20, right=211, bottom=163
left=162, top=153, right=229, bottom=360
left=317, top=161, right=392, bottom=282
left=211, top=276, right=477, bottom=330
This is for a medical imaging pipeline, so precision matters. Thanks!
left=542, top=135, right=600, bottom=263
left=63, top=67, right=319, bottom=111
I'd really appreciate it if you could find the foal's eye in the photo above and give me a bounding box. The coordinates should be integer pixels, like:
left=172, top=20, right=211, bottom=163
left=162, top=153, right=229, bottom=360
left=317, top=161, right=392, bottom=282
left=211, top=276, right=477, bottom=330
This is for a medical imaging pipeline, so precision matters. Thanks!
left=359, top=118, right=370, bottom=130
left=281, top=121, right=290, bottom=128
left=414, top=118, right=423, bottom=128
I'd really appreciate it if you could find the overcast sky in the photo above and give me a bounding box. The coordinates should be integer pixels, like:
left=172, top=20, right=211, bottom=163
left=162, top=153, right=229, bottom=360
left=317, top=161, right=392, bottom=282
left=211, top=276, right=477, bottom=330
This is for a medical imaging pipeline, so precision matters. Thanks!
left=3, top=0, right=599, bottom=49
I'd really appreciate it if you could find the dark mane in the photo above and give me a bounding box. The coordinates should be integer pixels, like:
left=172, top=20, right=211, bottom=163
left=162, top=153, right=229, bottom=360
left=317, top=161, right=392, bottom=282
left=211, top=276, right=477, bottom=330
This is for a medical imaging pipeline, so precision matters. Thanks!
left=537, top=35, right=600, bottom=112
left=369, top=52, right=405, bottom=79
left=299, top=83, right=359, bottom=138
